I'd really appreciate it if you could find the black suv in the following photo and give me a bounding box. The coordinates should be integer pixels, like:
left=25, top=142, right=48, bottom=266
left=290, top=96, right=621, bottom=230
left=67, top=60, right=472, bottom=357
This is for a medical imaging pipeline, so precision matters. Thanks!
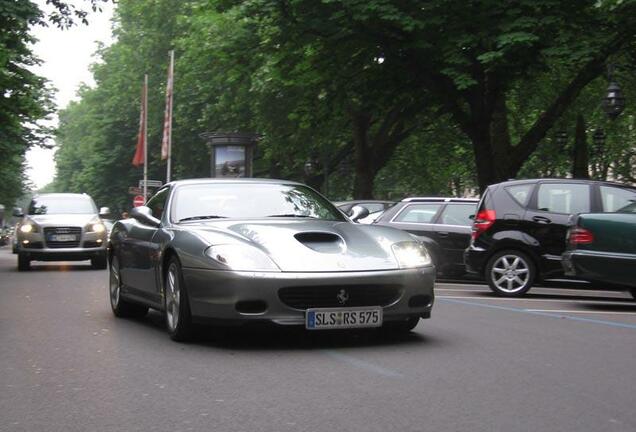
left=374, top=197, right=479, bottom=277
left=464, top=178, right=636, bottom=296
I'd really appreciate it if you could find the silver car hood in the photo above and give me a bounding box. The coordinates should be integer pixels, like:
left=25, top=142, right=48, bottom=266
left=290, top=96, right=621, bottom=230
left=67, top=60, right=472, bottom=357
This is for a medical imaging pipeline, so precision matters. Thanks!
left=189, top=219, right=407, bottom=272
left=28, top=214, right=97, bottom=227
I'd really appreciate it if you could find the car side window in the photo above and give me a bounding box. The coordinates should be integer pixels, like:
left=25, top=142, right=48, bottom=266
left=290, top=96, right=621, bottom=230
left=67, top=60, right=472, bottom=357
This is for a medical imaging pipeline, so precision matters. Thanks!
left=505, top=184, right=533, bottom=207
left=363, top=203, right=386, bottom=213
left=146, top=189, right=169, bottom=220
left=394, top=204, right=442, bottom=223
left=439, top=204, right=477, bottom=226
left=537, top=184, right=590, bottom=214
left=600, top=186, right=636, bottom=212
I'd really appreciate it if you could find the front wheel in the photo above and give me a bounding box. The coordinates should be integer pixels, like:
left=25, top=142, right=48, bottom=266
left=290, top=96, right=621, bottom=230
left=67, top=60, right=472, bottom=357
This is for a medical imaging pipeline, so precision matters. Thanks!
left=17, top=253, right=30, bottom=271
left=485, top=250, right=536, bottom=297
left=91, top=253, right=107, bottom=270
left=164, top=256, right=193, bottom=342
left=382, top=317, right=420, bottom=333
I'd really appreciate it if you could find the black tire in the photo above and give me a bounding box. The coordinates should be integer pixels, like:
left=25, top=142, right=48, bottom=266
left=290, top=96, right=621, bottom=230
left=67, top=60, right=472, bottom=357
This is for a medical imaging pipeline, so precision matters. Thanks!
left=91, top=253, right=108, bottom=270
left=17, top=253, right=30, bottom=271
left=109, top=256, right=148, bottom=318
left=164, top=256, right=193, bottom=342
left=382, top=317, right=420, bottom=333
left=485, top=249, right=536, bottom=297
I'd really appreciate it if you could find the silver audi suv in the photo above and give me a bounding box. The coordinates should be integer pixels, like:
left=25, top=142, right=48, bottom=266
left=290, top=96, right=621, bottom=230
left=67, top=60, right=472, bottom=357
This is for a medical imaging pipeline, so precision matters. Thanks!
left=14, top=193, right=109, bottom=271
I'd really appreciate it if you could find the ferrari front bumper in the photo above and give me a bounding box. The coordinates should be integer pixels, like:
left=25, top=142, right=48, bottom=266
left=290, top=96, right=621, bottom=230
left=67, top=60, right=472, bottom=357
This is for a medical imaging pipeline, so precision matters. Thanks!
left=183, top=266, right=435, bottom=326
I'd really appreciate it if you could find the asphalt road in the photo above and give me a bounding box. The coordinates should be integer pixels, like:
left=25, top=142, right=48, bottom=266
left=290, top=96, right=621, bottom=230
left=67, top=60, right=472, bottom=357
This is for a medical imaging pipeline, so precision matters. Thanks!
left=1, top=247, right=635, bottom=432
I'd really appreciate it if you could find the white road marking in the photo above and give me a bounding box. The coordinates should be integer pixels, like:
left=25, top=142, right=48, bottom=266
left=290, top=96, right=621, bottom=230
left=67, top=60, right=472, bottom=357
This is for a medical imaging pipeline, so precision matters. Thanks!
left=437, top=295, right=635, bottom=306
left=525, top=309, right=636, bottom=315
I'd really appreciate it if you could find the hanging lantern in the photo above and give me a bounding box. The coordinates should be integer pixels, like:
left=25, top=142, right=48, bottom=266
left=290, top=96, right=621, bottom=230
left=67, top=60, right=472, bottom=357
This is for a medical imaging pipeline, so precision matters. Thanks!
left=602, top=81, right=626, bottom=120
left=592, top=129, right=606, bottom=157
left=555, top=130, right=568, bottom=147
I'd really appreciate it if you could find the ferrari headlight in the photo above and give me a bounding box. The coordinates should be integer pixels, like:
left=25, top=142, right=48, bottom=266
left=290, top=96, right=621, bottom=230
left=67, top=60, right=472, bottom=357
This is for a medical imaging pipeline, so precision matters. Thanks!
left=205, top=244, right=280, bottom=272
left=392, top=241, right=432, bottom=268
left=20, top=222, right=38, bottom=233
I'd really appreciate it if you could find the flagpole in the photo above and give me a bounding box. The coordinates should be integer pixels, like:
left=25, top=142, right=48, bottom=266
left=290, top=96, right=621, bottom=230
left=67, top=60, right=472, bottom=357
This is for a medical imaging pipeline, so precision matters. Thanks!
left=166, top=50, right=174, bottom=183
left=143, top=73, right=148, bottom=203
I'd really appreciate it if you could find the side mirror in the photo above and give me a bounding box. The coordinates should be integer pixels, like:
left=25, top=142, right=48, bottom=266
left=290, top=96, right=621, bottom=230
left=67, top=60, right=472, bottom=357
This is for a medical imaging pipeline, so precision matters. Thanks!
left=350, top=205, right=370, bottom=222
left=99, top=207, right=111, bottom=218
left=12, top=207, right=23, bottom=218
left=130, top=206, right=161, bottom=228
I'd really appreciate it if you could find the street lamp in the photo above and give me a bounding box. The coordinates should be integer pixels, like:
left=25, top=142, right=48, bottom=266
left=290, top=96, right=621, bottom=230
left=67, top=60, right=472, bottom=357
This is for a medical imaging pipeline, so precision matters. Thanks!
left=555, top=130, right=568, bottom=148
left=304, top=157, right=319, bottom=177
left=592, top=129, right=606, bottom=157
left=602, top=65, right=625, bottom=120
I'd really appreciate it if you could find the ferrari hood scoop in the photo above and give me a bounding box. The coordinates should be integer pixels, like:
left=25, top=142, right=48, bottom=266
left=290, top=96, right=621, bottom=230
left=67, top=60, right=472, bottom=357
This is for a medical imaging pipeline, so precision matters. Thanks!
left=195, top=220, right=401, bottom=271
left=294, top=232, right=345, bottom=254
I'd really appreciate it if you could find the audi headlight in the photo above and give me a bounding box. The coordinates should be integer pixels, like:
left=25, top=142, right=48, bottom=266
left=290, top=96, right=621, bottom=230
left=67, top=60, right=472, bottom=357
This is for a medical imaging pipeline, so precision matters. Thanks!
left=392, top=241, right=432, bottom=268
left=205, top=244, right=280, bottom=271
left=85, top=219, right=106, bottom=233
left=20, top=222, right=38, bottom=233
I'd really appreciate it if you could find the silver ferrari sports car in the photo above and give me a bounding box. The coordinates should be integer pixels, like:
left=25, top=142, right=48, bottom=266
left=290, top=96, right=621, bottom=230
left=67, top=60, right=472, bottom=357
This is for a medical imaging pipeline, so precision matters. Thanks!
left=108, top=179, right=435, bottom=341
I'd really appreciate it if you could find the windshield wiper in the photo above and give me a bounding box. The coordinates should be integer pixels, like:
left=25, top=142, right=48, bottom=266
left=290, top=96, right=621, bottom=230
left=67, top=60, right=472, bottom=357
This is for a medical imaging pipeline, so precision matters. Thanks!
left=267, top=214, right=316, bottom=218
left=178, top=215, right=226, bottom=222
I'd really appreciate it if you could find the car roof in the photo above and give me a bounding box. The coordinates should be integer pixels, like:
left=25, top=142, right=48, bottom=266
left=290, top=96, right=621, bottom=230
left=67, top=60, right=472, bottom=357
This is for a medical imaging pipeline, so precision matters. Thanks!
left=490, top=178, right=636, bottom=189
left=32, top=193, right=92, bottom=199
left=334, top=200, right=395, bottom=205
left=163, top=178, right=305, bottom=188
left=400, top=197, right=479, bottom=203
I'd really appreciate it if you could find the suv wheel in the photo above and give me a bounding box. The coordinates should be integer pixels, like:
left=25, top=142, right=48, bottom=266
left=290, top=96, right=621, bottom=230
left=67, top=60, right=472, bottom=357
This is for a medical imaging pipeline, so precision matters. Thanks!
left=91, top=253, right=107, bottom=270
left=485, top=250, right=536, bottom=297
left=17, top=252, right=30, bottom=271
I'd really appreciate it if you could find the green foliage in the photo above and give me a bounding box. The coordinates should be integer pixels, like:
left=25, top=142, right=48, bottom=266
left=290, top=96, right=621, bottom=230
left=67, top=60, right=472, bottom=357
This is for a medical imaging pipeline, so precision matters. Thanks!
left=50, top=0, right=636, bottom=209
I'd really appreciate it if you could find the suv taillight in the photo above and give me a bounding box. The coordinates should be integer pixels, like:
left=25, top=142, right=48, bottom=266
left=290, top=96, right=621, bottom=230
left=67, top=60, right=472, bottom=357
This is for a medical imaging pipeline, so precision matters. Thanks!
left=568, top=227, right=594, bottom=245
left=471, top=210, right=496, bottom=240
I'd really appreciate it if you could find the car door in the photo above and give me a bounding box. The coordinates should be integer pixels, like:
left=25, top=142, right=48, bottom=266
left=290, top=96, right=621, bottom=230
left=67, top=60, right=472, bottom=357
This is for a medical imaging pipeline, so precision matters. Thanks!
left=524, top=182, right=592, bottom=274
left=434, top=203, right=477, bottom=273
left=123, top=189, right=169, bottom=299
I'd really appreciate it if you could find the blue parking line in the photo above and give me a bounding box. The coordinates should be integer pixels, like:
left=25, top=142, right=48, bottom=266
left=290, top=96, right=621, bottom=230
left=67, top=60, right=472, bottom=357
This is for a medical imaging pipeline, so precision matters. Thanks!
left=440, top=298, right=636, bottom=330
left=322, top=350, right=403, bottom=378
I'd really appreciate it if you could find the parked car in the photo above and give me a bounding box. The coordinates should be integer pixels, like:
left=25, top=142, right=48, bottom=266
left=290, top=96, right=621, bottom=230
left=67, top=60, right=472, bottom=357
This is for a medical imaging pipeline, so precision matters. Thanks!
left=562, top=202, right=636, bottom=299
left=108, top=179, right=435, bottom=341
left=14, top=193, right=110, bottom=271
left=334, top=200, right=396, bottom=216
left=465, top=178, right=636, bottom=296
left=374, top=197, right=479, bottom=277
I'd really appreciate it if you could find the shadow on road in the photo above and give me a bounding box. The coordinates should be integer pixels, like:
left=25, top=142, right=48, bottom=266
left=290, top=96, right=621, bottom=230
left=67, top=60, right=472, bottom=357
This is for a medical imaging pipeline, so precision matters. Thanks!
left=130, top=310, right=439, bottom=351
left=8, top=263, right=99, bottom=272
left=469, top=290, right=634, bottom=304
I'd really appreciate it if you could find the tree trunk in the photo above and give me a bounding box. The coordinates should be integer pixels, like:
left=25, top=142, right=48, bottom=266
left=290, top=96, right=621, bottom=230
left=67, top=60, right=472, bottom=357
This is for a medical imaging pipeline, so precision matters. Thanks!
left=572, top=114, right=589, bottom=179
left=351, top=112, right=374, bottom=199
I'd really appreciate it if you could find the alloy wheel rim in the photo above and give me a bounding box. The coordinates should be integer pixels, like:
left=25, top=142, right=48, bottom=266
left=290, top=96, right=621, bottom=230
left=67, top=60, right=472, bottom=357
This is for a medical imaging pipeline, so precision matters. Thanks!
left=491, top=255, right=530, bottom=293
left=109, top=258, right=120, bottom=308
left=166, top=264, right=180, bottom=331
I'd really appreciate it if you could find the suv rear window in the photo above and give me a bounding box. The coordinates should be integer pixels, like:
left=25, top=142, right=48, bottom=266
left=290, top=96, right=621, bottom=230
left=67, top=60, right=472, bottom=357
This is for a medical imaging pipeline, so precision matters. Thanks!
left=600, top=186, right=636, bottom=212
left=439, top=204, right=477, bottom=226
left=394, top=204, right=442, bottom=223
left=505, top=184, right=533, bottom=207
left=537, top=183, right=590, bottom=214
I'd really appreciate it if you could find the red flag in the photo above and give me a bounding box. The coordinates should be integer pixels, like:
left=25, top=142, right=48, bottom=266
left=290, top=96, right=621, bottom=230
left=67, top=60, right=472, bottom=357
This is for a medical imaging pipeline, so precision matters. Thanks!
left=132, top=81, right=147, bottom=167
left=161, top=51, right=174, bottom=161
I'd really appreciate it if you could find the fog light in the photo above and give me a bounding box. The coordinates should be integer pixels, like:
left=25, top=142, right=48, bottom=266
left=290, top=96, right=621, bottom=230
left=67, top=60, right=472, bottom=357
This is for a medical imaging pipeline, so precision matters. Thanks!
left=96, top=239, right=103, bottom=243
left=22, top=240, right=29, bottom=245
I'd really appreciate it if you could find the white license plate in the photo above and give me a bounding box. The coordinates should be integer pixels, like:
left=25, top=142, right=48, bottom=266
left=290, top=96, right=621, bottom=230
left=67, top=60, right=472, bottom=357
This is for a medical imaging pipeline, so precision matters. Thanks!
left=306, top=307, right=383, bottom=330
left=50, top=234, right=77, bottom=242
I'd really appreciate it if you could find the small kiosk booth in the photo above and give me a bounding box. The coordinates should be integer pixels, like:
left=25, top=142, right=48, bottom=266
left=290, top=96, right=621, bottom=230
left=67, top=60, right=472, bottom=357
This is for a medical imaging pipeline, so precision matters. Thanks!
left=200, top=132, right=259, bottom=178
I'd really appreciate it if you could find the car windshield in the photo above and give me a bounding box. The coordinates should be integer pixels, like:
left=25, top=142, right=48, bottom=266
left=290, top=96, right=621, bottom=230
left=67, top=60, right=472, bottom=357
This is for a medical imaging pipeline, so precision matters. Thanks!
left=172, top=183, right=346, bottom=222
left=28, top=195, right=97, bottom=215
